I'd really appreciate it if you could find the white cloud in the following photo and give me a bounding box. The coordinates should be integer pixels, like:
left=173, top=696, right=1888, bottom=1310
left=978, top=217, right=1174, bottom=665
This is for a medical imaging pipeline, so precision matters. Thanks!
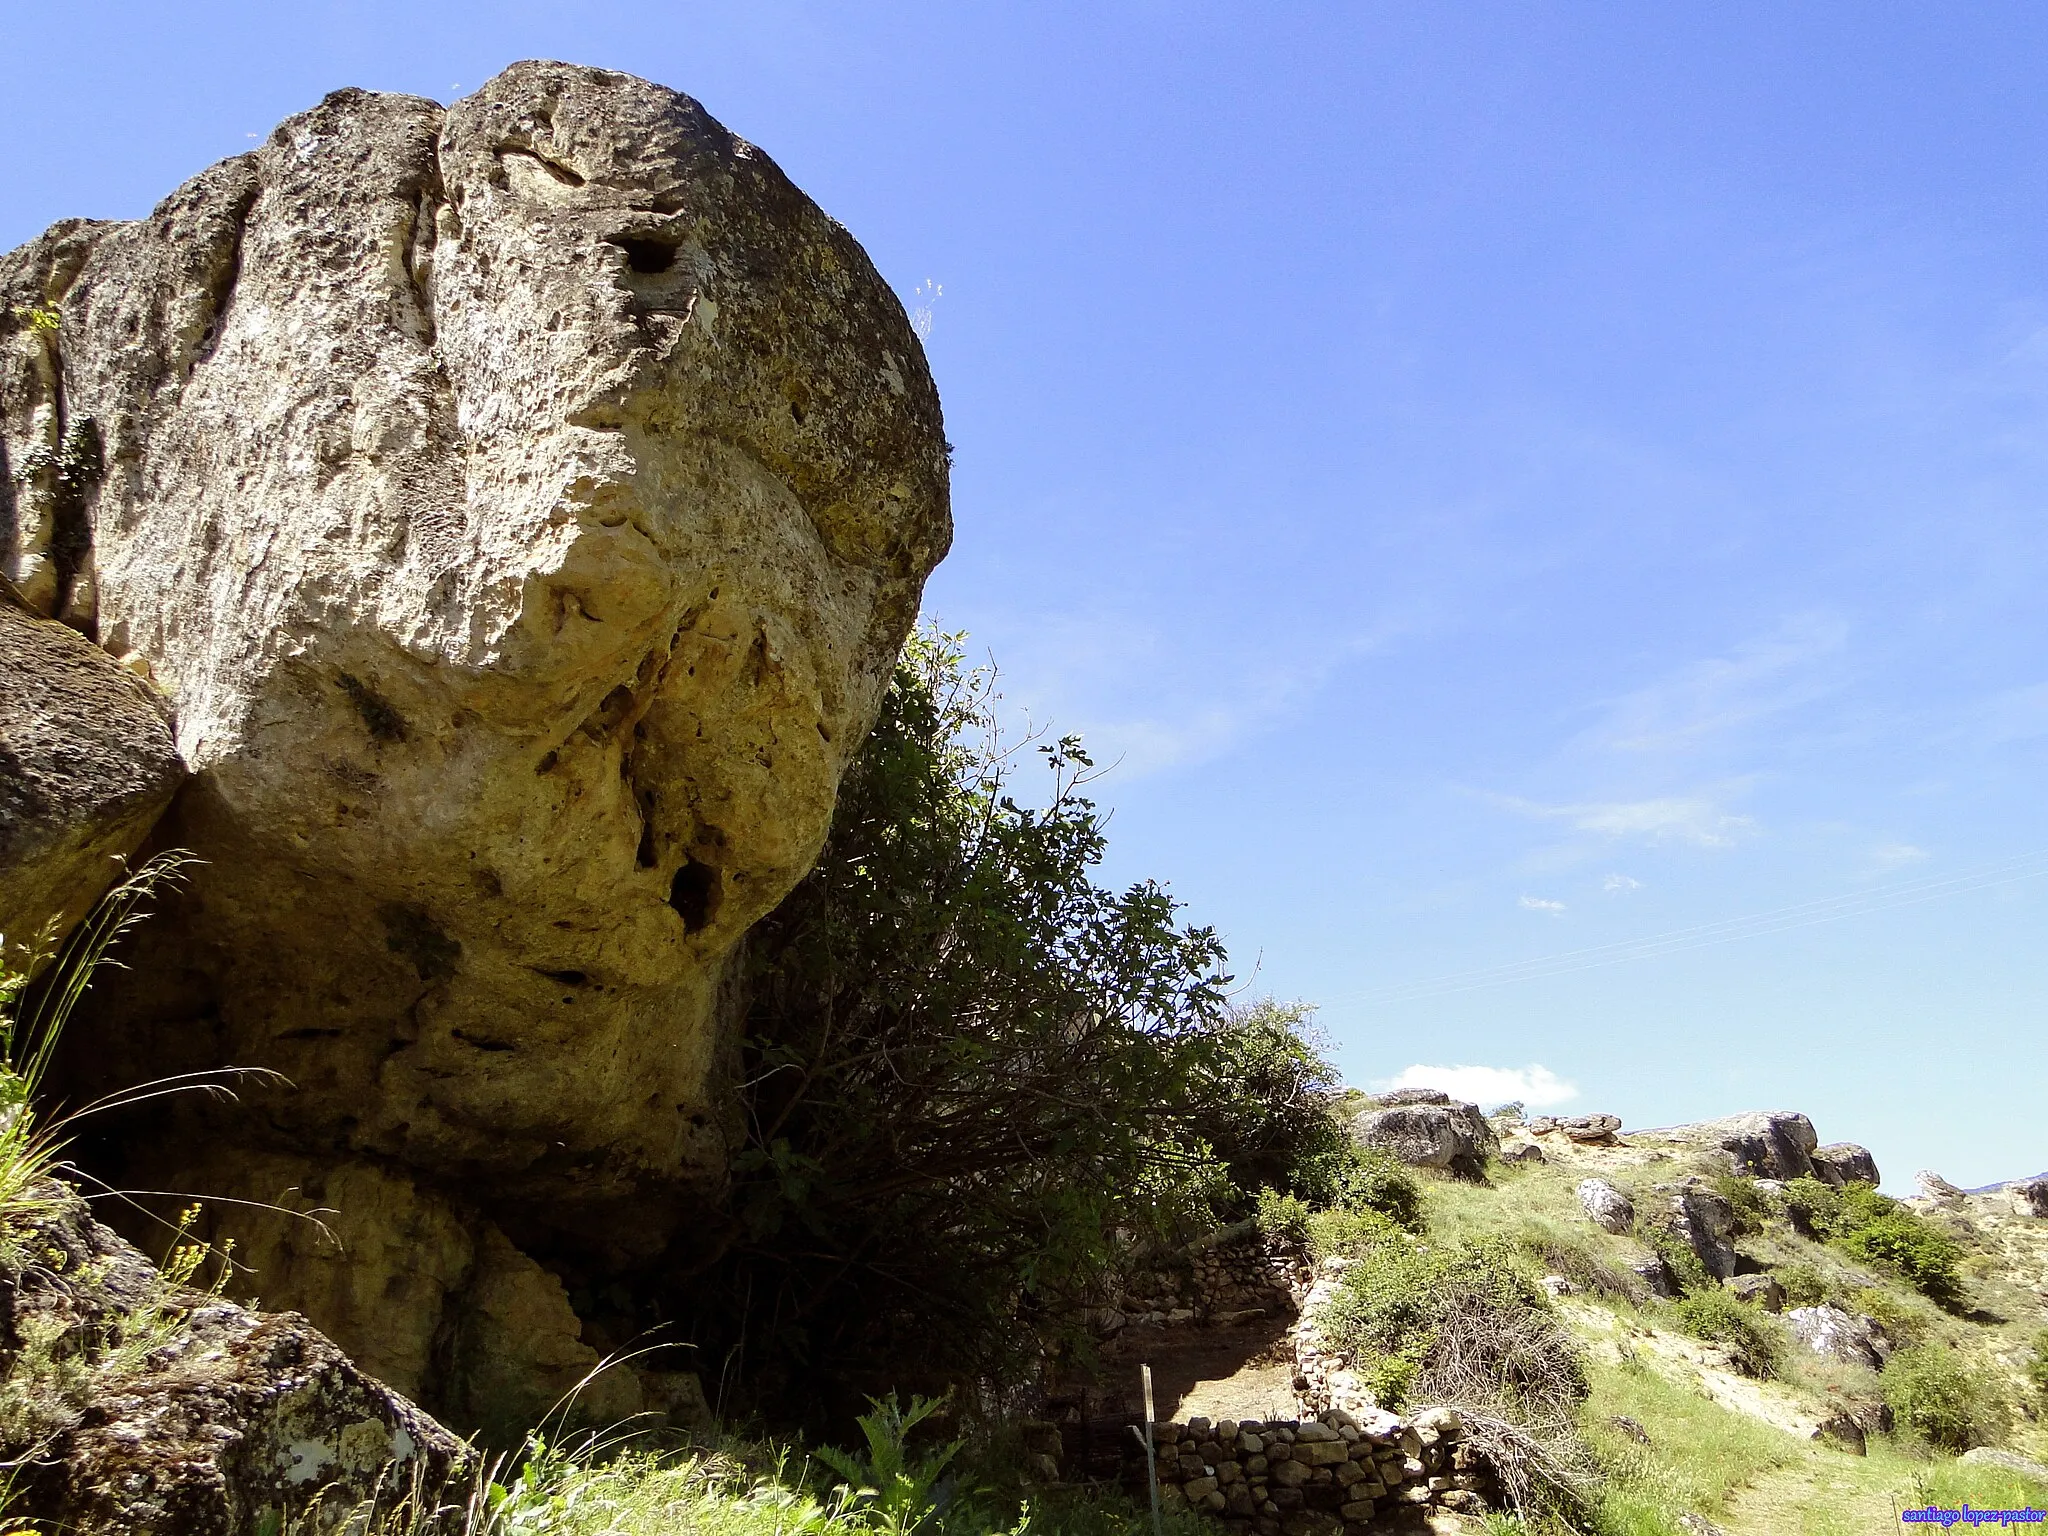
left=1518, top=895, right=1567, bottom=915
left=1603, top=873, right=1642, bottom=893
left=1374, top=1063, right=1580, bottom=1110
left=1585, top=615, right=1848, bottom=757
left=1869, top=842, right=1930, bottom=868
left=1494, top=789, right=1757, bottom=848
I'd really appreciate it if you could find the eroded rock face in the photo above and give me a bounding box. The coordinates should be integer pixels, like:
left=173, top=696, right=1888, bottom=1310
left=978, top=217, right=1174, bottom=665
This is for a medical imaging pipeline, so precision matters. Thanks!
left=3, top=61, right=949, bottom=1424
left=0, top=594, right=183, bottom=956
left=1700, top=1111, right=1819, bottom=1180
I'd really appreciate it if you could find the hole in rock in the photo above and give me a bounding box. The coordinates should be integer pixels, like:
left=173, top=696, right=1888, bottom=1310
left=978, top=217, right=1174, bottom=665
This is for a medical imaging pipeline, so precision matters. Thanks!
left=668, top=858, right=720, bottom=934
left=539, top=969, right=588, bottom=986
left=612, top=237, right=679, bottom=274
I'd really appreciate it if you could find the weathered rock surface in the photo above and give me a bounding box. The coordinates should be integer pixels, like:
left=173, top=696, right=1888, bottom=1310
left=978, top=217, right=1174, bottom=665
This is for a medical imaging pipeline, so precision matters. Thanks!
left=1352, top=1097, right=1497, bottom=1178
left=1647, top=1181, right=1739, bottom=1280
left=0, top=592, right=183, bottom=956
left=1785, top=1304, right=1889, bottom=1370
left=2, top=60, right=949, bottom=1427
left=1701, top=1112, right=1819, bottom=1180
left=1577, top=1178, right=1634, bottom=1234
left=1810, top=1142, right=1880, bottom=1188
left=2009, top=1177, right=2048, bottom=1218
left=1, top=1181, right=466, bottom=1535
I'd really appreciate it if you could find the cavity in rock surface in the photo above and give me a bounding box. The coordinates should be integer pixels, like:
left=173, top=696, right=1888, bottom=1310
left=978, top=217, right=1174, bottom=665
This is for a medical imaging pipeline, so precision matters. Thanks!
left=2, top=59, right=950, bottom=1428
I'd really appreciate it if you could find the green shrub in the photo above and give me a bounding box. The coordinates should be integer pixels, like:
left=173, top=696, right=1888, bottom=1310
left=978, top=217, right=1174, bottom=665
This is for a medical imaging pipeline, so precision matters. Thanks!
left=1255, top=1187, right=1312, bottom=1245
left=1671, top=1289, right=1784, bottom=1379
left=1643, top=1229, right=1710, bottom=1295
left=1305, top=1204, right=1402, bottom=1260
left=1772, top=1261, right=1828, bottom=1308
left=1781, top=1178, right=1965, bottom=1310
left=1322, top=1142, right=1424, bottom=1230
left=1846, top=1285, right=1933, bottom=1349
left=679, top=630, right=1240, bottom=1416
left=1883, top=1343, right=1997, bottom=1451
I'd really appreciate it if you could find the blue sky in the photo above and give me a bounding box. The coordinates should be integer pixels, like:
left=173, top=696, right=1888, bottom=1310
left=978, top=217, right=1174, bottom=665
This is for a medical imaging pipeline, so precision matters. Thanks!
left=7, top=3, right=2046, bottom=1187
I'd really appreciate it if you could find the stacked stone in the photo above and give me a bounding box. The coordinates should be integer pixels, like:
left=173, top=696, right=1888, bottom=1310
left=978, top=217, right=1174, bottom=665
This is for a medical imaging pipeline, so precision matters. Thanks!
left=1143, top=1406, right=1490, bottom=1533
left=1289, top=1260, right=1377, bottom=1419
left=1102, top=1236, right=1306, bottom=1335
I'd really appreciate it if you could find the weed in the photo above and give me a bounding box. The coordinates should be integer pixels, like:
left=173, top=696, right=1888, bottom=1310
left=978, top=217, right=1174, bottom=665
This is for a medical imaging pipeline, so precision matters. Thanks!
left=1883, top=1343, right=2002, bottom=1451
left=1670, top=1289, right=1784, bottom=1380
left=811, top=1393, right=963, bottom=1536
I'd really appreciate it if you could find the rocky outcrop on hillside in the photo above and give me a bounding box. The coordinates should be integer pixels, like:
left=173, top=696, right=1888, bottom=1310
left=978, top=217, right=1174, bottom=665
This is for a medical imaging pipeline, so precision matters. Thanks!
left=1, top=60, right=949, bottom=1430
left=0, top=1181, right=465, bottom=1535
left=1350, top=1090, right=1497, bottom=1179
left=0, top=590, right=183, bottom=958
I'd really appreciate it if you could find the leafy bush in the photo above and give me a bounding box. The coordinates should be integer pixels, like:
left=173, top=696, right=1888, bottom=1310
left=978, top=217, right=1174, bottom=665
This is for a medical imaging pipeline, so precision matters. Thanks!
left=1306, top=1205, right=1403, bottom=1260
left=1781, top=1178, right=1965, bottom=1310
left=1846, top=1285, right=1933, bottom=1349
left=1671, top=1289, right=1784, bottom=1379
left=1771, top=1261, right=1828, bottom=1309
left=1321, top=1235, right=1593, bottom=1519
left=1883, top=1343, right=1999, bottom=1451
left=1254, top=1188, right=1312, bottom=1245
left=664, top=632, right=1244, bottom=1417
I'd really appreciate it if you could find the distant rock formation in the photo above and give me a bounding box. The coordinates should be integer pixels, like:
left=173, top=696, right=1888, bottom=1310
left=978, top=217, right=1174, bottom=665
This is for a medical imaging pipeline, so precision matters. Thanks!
left=1, top=60, right=949, bottom=1432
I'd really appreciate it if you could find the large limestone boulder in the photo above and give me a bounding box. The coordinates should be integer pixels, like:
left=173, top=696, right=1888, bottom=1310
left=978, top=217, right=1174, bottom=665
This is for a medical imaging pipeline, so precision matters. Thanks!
left=2, top=61, right=949, bottom=1425
left=1646, top=1180, right=1740, bottom=1280
left=1577, top=1178, right=1635, bottom=1234
left=1699, top=1111, right=1819, bottom=1180
left=1810, top=1142, right=1880, bottom=1188
left=0, top=592, right=183, bottom=956
left=1785, top=1304, right=1889, bottom=1371
left=1353, top=1092, right=1498, bottom=1178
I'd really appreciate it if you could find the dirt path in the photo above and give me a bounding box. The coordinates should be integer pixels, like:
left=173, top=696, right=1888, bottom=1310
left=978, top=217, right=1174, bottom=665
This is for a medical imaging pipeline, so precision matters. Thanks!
left=1088, top=1316, right=1299, bottom=1421
left=1718, top=1459, right=1912, bottom=1536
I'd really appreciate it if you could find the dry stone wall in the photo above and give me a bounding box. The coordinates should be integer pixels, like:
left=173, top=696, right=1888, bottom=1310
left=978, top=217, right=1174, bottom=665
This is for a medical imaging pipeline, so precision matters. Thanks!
left=1139, top=1406, right=1492, bottom=1533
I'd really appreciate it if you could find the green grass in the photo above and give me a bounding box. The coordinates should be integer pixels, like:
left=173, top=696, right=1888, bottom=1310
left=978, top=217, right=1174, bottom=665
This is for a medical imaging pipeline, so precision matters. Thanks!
left=1581, top=1355, right=1794, bottom=1532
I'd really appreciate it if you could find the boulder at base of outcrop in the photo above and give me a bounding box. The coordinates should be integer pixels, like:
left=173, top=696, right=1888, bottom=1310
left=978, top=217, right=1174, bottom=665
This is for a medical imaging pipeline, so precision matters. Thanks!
left=1701, top=1111, right=1819, bottom=1180
left=2009, top=1178, right=2048, bottom=1218
left=0, top=593, right=182, bottom=957
left=1916, top=1171, right=1968, bottom=1206
left=1810, top=1142, right=1880, bottom=1188
left=1785, top=1304, right=1889, bottom=1371
left=1648, top=1181, right=1740, bottom=1281
left=1, top=1181, right=466, bottom=1536
left=1578, top=1178, right=1635, bottom=1234
left=4, top=59, right=950, bottom=1429
left=1500, top=1141, right=1546, bottom=1165
left=1353, top=1096, right=1498, bottom=1178
left=1630, top=1252, right=1680, bottom=1298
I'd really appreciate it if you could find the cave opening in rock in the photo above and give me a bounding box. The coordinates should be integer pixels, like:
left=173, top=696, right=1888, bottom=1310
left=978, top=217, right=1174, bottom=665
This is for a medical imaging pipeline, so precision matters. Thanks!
left=612, top=236, right=679, bottom=274
left=668, top=858, right=720, bottom=932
